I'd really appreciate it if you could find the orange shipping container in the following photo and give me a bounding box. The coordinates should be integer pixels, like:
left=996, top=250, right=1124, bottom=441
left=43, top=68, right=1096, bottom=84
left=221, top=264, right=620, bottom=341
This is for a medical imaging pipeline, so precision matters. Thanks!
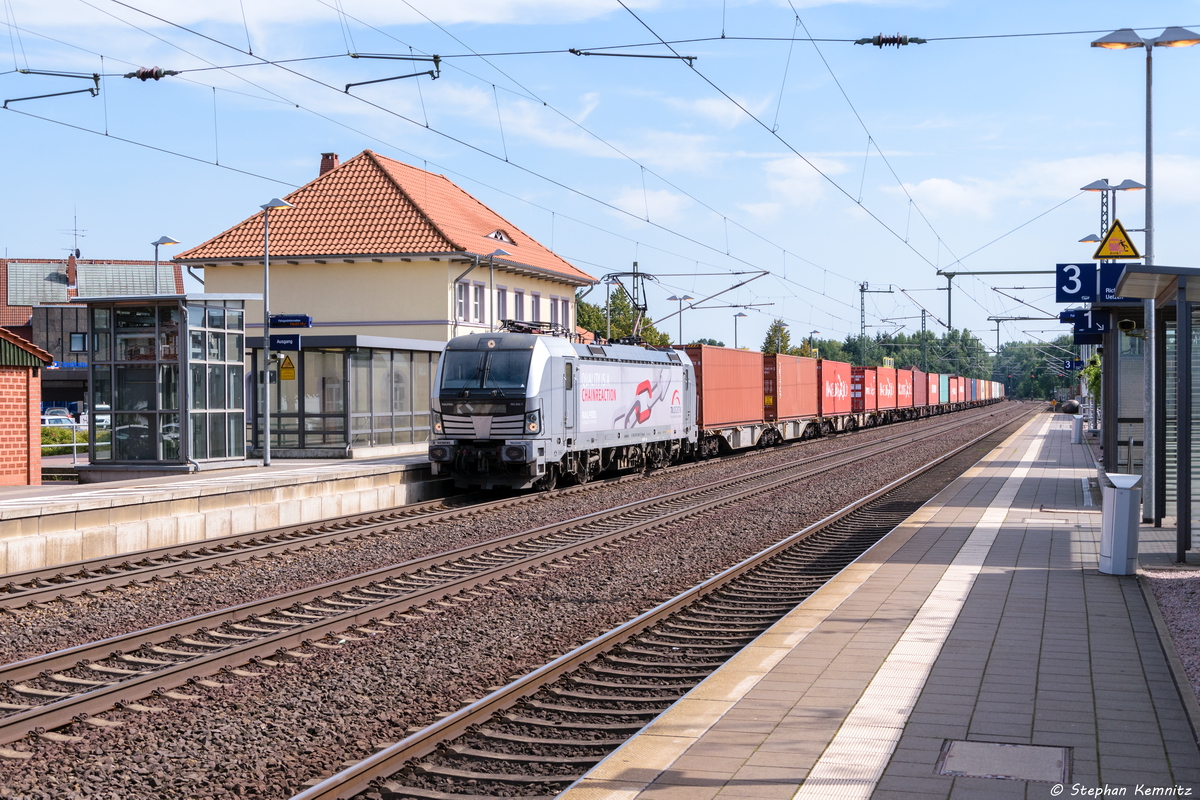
left=683, top=345, right=765, bottom=429
left=897, top=369, right=915, bottom=409
left=912, top=368, right=928, bottom=407
left=876, top=366, right=898, bottom=410
left=764, top=353, right=819, bottom=421
left=819, top=360, right=852, bottom=416
left=928, top=373, right=941, bottom=405
left=851, top=366, right=877, bottom=413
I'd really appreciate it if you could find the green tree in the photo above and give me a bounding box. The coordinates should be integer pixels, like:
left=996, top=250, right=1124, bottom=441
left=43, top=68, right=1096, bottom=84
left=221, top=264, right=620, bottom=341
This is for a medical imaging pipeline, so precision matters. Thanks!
left=690, top=337, right=725, bottom=347
left=575, top=288, right=670, bottom=346
left=761, top=319, right=794, bottom=355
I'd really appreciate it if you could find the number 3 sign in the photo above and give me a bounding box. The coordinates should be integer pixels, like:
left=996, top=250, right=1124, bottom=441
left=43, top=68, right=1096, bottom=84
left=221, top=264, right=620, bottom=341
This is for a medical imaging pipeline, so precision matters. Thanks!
left=1056, top=263, right=1097, bottom=304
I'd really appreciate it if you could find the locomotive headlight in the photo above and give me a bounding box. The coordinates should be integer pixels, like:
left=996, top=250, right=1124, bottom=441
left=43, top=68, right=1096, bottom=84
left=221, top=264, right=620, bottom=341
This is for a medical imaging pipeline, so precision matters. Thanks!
left=428, top=444, right=453, bottom=462
left=432, top=412, right=443, bottom=435
left=525, top=410, right=541, bottom=433
left=503, top=444, right=528, bottom=462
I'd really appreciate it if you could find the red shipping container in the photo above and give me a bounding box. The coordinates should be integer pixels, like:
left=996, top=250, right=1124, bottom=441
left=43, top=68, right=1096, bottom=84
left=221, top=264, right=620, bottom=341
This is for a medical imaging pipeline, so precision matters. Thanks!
left=958, top=376, right=966, bottom=403
left=876, top=367, right=898, bottom=410
left=683, top=345, right=764, bottom=428
left=912, top=368, right=928, bottom=407
left=928, top=373, right=940, bottom=406
left=819, top=360, right=852, bottom=416
left=949, top=377, right=959, bottom=403
left=851, top=366, right=877, bottom=413
left=764, top=353, right=818, bottom=421
left=896, top=369, right=914, bottom=409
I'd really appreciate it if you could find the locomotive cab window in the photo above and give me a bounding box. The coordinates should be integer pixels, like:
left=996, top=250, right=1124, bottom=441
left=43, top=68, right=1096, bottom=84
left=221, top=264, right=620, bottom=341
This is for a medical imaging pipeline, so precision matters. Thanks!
left=441, top=349, right=532, bottom=392
left=564, top=362, right=573, bottom=390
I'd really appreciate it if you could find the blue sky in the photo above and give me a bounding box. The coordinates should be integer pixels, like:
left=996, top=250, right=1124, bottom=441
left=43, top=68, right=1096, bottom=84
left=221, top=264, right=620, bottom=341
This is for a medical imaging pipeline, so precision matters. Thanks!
left=3, top=0, right=1199, bottom=350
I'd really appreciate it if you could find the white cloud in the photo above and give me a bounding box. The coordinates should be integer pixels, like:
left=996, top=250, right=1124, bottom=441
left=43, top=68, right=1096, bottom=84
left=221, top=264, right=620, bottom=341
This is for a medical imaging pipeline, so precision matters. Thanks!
left=664, top=95, right=770, bottom=129
left=762, top=155, right=848, bottom=207
left=739, top=201, right=782, bottom=220
left=611, top=187, right=690, bottom=223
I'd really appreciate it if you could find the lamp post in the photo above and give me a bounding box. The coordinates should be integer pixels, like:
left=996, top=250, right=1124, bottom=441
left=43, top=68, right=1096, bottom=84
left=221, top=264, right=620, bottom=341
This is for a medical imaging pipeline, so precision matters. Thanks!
left=666, top=294, right=693, bottom=344
left=809, top=330, right=820, bottom=356
left=734, top=312, right=748, bottom=349
left=260, top=197, right=294, bottom=467
left=1092, top=26, right=1200, bottom=526
left=151, top=236, right=179, bottom=294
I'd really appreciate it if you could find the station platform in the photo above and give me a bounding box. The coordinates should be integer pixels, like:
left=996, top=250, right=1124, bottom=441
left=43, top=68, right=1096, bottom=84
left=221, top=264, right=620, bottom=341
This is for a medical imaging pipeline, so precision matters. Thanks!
left=563, top=413, right=1200, bottom=799
left=0, top=454, right=445, bottom=574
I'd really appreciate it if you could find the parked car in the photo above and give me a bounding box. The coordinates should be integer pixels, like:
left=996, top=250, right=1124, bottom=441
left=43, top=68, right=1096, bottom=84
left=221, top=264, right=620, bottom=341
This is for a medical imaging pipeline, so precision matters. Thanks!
left=42, top=408, right=73, bottom=420
left=41, top=416, right=79, bottom=428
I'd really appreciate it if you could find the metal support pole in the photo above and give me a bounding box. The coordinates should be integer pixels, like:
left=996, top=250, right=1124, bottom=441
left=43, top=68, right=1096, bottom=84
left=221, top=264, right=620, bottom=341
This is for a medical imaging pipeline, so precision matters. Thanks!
left=1144, top=44, right=1159, bottom=522
left=946, top=273, right=953, bottom=329
left=262, top=209, right=272, bottom=467
left=1176, top=277, right=1190, bottom=561
left=922, top=309, right=928, bottom=372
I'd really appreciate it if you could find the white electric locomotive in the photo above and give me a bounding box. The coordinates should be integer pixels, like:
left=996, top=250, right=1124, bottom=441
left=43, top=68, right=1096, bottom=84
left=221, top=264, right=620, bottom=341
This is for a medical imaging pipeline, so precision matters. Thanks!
left=429, top=327, right=697, bottom=490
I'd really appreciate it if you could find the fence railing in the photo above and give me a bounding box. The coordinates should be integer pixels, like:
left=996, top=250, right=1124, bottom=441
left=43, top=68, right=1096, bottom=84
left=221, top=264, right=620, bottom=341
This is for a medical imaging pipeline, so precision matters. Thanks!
left=41, top=425, right=86, bottom=465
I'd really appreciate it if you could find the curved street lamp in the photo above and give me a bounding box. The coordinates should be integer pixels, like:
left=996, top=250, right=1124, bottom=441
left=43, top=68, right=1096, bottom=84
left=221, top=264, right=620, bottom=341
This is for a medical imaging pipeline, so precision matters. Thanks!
left=260, top=198, right=295, bottom=467
left=151, top=236, right=178, bottom=294
left=733, top=312, right=748, bottom=349
left=666, top=294, right=694, bottom=344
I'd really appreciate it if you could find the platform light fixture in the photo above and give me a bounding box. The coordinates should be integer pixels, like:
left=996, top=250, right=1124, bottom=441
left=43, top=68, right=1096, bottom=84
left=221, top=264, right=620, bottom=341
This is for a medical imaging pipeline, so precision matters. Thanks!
left=260, top=197, right=295, bottom=468
left=151, top=236, right=178, bottom=295
left=733, top=311, right=748, bottom=349
left=666, top=294, right=693, bottom=344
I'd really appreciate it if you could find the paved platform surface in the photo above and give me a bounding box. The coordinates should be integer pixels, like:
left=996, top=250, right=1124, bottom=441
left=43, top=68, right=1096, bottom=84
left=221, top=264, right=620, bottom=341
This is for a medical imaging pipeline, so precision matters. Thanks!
left=563, top=413, right=1200, bottom=799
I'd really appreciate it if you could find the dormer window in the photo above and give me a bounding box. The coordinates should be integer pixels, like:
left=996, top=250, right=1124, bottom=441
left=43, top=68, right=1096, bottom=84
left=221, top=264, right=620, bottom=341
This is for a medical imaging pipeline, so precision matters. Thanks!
left=486, top=230, right=514, bottom=244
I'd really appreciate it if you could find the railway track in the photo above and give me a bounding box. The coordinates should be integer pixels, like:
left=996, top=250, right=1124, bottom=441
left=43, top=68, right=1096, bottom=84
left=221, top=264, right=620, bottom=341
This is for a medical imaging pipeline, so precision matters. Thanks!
left=287, top=408, right=1037, bottom=800
left=0, top=404, right=1009, bottom=610
left=0, top=407, right=1021, bottom=749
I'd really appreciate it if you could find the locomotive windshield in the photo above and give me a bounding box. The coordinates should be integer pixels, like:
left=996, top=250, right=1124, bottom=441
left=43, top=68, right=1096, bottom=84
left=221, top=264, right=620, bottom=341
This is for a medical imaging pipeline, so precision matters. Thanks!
left=440, top=350, right=532, bottom=394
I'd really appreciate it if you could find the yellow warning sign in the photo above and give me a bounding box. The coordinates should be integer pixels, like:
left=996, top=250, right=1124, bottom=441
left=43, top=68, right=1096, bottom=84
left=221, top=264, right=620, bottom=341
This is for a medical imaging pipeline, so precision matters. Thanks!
left=1093, top=219, right=1141, bottom=260
left=279, top=355, right=296, bottom=381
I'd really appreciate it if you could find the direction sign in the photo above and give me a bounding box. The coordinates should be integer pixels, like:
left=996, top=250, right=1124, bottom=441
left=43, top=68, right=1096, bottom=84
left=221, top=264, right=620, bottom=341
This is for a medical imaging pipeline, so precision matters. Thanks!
left=1073, top=308, right=1110, bottom=335
left=1092, top=219, right=1141, bottom=260
left=269, top=334, right=301, bottom=351
left=1062, top=359, right=1084, bottom=371
left=1056, top=263, right=1097, bottom=303
left=1059, top=309, right=1078, bottom=324
left=1098, top=262, right=1139, bottom=304
left=269, top=314, right=313, bottom=328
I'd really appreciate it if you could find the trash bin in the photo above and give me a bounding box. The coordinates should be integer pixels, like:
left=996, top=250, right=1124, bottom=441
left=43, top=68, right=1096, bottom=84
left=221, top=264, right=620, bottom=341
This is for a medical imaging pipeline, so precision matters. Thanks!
left=1072, top=414, right=1084, bottom=445
left=1100, top=474, right=1142, bottom=575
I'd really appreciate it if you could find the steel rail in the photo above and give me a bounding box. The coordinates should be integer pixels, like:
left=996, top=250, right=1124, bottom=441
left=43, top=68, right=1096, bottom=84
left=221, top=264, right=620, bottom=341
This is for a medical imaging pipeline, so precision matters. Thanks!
left=289, top=407, right=1037, bottom=800
left=0, top=408, right=1017, bottom=747
left=1, top=404, right=1005, bottom=609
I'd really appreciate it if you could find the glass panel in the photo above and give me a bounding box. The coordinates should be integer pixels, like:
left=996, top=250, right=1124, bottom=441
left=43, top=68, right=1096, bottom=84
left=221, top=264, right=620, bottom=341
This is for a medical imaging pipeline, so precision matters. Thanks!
left=372, top=420, right=393, bottom=445
left=208, top=365, right=227, bottom=409
left=350, top=352, right=371, bottom=414
left=115, top=331, right=157, bottom=362
left=191, top=413, right=208, bottom=459
left=394, top=427, right=413, bottom=445
left=227, top=308, right=244, bottom=330
left=207, top=331, right=225, bottom=361
left=158, top=364, right=179, bottom=410
left=69, top=332, right=87, bottom=352
left=92, top=415, right=112, bottom=460
left=114, top=413, right=155, bottom=460
left=190, top=331, right=205, bottom=361
left=92, top=365, right=112, bottom=412
left=372, top=351, right=391, bottom=417
left=414, top=354, right=431, bottom=414
left=277, top=359, right=299, bottom=413
left=207, top=307, right=226, bottom=329
left=208, top=412, right=228, bottom=458
left=227, top=333, right=244, bottom=362
left=92, top=307, right=110, bottom=331
left=189, top=365, right=206, bottom=410
left=160, top=414, right=180, bottom=461
left=115, top=366, right=156, bottom=411
left=188, top=305, right=206, bottom=329
left=351, top=414, right=371, bottom=446
left=514, top=292, right=523, bottom=321
left=392, top=352, right=411, bottom=413
left=228, top=365, right=245, bottom=410
left=228, top=412, right=245, bottom=458
left=303, top=416, right=345, bottom=447
left=272, top=415, right=299, bottom=448
left=92, top=332, right=110, bottom=362
left=114, top=306, right=155, bottom=329
left=304, top=351, right=344, bottom=413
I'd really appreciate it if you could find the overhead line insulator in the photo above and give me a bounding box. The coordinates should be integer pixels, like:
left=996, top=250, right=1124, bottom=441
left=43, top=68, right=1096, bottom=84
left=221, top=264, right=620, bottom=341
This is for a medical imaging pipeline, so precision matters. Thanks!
left=854, top=34, right=927, bottom=48
left=124, top=67, right=181, bottom=81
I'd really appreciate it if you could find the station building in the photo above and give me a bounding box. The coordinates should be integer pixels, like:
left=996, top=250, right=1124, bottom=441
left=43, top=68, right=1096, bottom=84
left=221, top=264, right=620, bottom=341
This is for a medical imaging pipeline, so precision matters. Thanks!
left=176, top=150, right=596, bottom=457
left=0, top=328, right=52, bottom=485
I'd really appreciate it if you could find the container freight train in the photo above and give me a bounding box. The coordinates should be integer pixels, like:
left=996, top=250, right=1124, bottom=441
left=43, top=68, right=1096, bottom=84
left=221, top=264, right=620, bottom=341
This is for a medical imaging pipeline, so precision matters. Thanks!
left=429, top=331, right=1004, bottom=490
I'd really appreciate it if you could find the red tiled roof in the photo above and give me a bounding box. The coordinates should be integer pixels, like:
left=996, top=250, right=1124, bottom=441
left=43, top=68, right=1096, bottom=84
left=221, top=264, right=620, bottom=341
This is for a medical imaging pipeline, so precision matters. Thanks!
left=0, top=326, right=52, bottom=363
left=176, top=150, right=595, bottom=285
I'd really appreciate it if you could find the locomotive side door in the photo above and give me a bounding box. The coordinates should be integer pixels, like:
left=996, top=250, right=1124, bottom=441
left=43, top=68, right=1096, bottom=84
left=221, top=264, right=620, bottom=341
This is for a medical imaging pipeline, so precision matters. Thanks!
left=563, top=358, right=576, bottom=430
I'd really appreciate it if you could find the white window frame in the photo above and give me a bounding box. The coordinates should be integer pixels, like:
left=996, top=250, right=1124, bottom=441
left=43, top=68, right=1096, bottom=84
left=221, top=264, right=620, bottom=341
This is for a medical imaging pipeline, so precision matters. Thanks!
left=513, top=290, right=524, bottom=321
left=531, top=292, right=541, bottom=322
left=561, top=299, right=570, bottom=330
left=472, top=283, right=485, bottom=323
left=455, top=282, right=468, bottom=321
left=496, top=286, right=507, bottom=322
left=549, top=294, right=560, bottom=325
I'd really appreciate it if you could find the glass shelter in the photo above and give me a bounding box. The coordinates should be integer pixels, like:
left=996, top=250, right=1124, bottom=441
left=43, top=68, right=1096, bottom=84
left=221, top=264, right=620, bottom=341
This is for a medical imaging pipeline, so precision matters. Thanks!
left=73, top=293, right=260, bottom=479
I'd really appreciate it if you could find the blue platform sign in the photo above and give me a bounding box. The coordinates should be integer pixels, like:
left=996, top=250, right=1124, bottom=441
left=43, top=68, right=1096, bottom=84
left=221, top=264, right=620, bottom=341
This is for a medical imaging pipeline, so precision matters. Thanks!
left=1062, top=359, right=1085, bottom=371
left=1059, top=309, right=1078, bottom=324
left=1098, top=262, right=1140, bottom=304
left=269, top=314, right=313, bottom=328
left=1073, top=308, right=1109, bottom=335
left=269, top=334, right=302, bottom=351
left=1056, top=263, right=1097, bottom=304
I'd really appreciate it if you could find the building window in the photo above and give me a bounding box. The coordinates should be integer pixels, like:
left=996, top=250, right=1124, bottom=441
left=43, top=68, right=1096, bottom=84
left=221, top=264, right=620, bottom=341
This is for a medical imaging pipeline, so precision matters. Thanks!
left=455, top=283, right=468, bottom=321
left=472, top=284, right=485, bottom=323
left=531, top=292, right=541, bottom=322
left=496, top=288, right=507, bottom=322
left=69, top=332, right=87, bottom=352
left=561, top=299, right=570, bottom=329
left=513, top=291, right=524, bottom=321
left=550, top=296, right=559, bottom=326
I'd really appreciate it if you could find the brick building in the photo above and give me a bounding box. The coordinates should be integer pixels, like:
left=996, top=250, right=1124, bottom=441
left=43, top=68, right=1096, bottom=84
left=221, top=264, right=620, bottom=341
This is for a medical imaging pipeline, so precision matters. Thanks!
left=0, top=328, right=53, bottom=485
